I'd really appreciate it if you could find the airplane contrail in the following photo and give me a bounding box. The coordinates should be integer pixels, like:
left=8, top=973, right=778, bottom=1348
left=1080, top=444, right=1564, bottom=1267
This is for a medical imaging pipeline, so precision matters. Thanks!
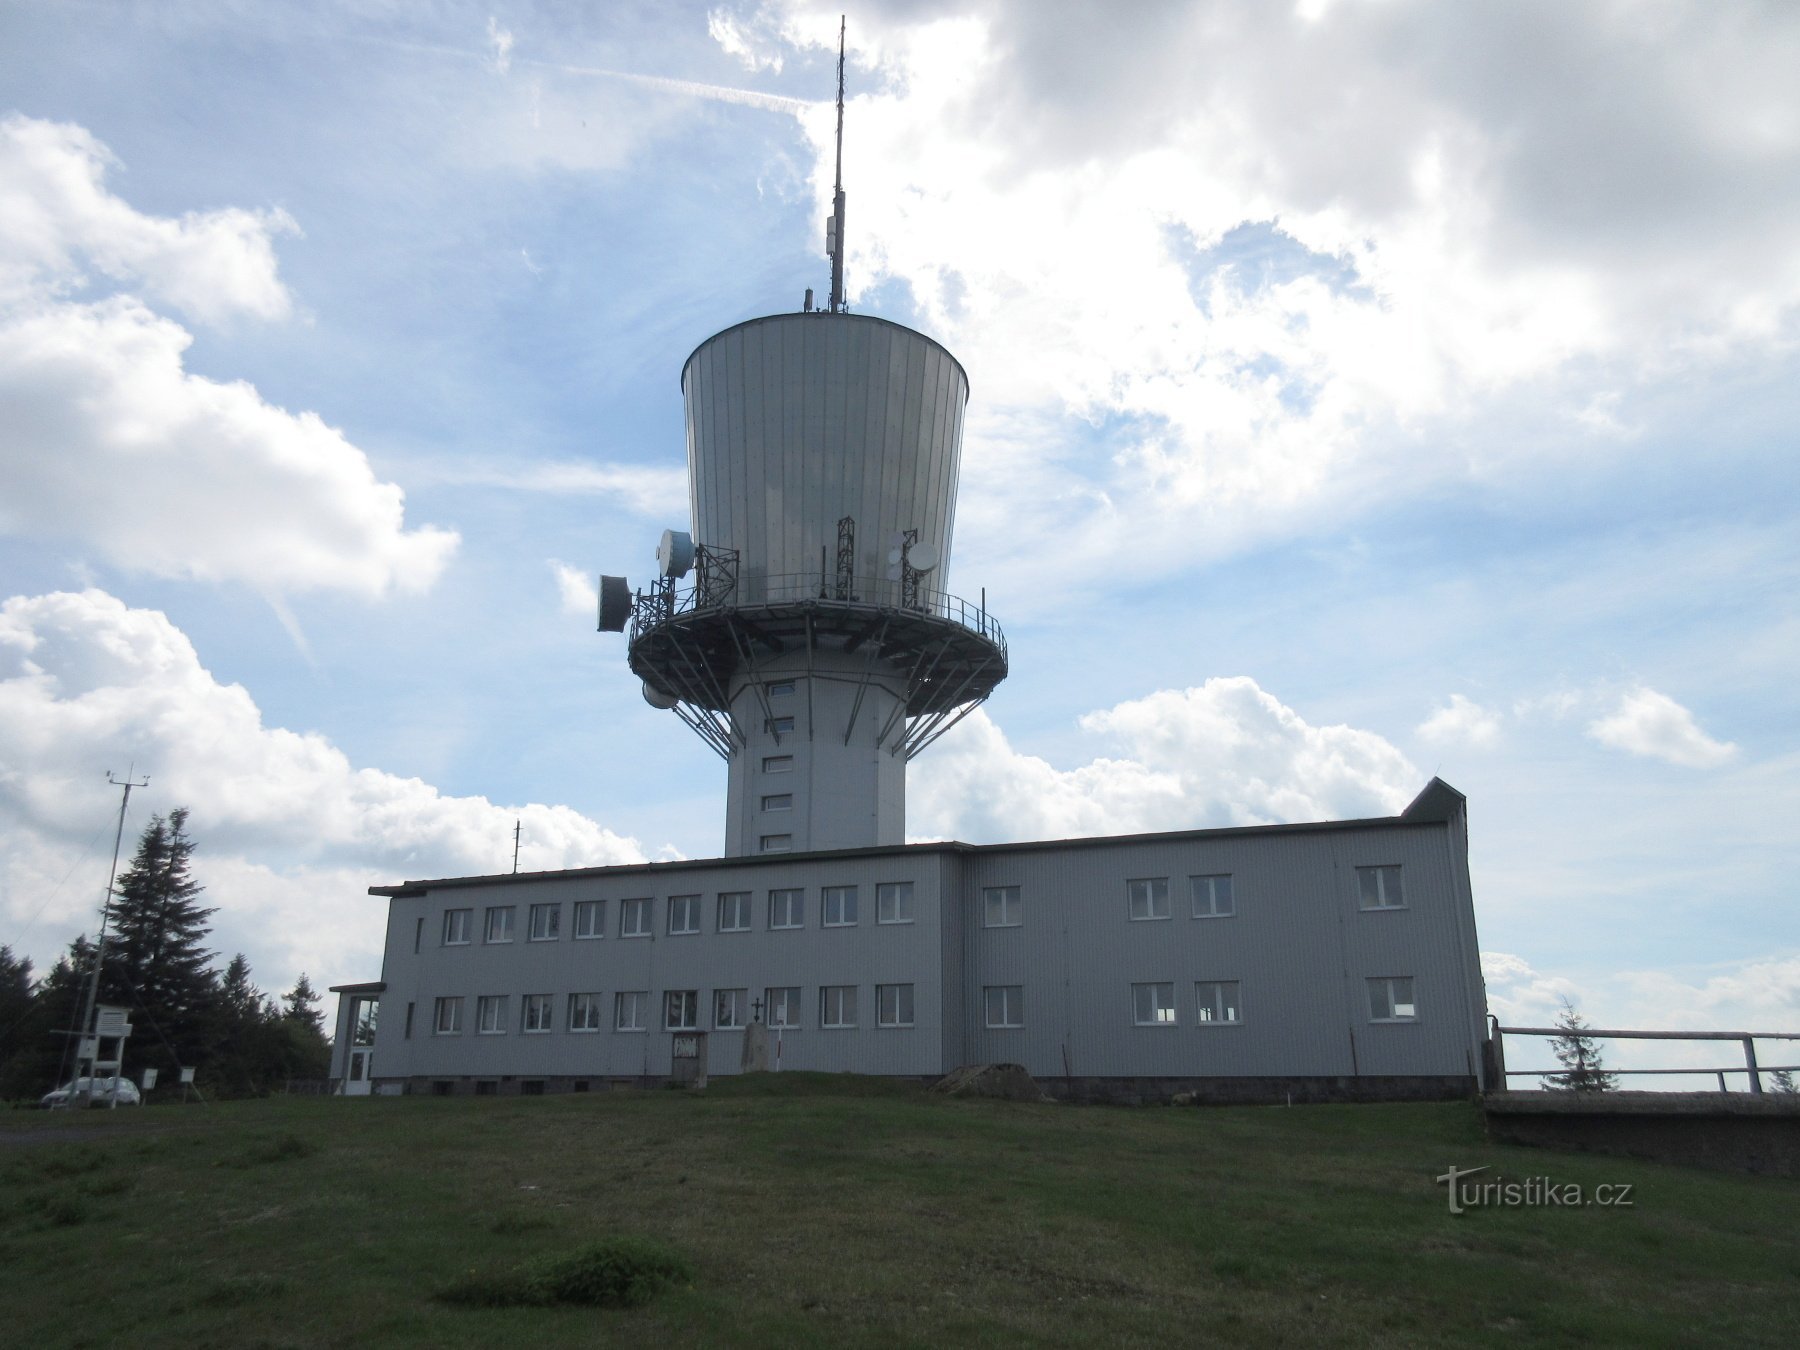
left=532, top=60, right=817, bottom=117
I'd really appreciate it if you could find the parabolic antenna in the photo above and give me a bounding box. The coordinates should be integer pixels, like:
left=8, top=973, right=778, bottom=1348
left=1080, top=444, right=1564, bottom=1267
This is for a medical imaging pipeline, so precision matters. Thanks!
left=907, top=542, right=940, bottom=572
left=656, top=529, right=695, bottom=579
left=642, top=681, right=679, bottom=710
left=597, top=575, right=632, bottom=632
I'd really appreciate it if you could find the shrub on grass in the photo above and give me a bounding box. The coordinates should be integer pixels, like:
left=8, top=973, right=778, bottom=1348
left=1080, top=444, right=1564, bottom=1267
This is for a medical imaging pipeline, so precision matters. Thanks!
left=440, top=1236, right=693, bottom=1310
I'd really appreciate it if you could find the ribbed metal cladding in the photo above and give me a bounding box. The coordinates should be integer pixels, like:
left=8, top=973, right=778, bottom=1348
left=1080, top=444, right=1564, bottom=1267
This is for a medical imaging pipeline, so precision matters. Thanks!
left=681, top=314, right=968, bottom=588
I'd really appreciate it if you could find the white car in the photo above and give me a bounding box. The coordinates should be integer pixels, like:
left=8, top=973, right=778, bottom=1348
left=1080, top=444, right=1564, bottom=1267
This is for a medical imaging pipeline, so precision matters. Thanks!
left=41, top=1076, right=142, bottom=1109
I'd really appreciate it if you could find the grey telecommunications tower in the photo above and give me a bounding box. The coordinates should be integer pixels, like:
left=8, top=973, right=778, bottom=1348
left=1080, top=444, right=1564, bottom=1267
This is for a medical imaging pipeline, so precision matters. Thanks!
left=598, top=20, right=1007, bottom=855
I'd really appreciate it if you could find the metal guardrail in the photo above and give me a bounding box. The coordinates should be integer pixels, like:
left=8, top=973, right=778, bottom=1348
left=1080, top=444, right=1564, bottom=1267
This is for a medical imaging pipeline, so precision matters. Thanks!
left=633, top=570, right=1006, bottom=655
left=1490, top=1019, right=1800, bottom=1093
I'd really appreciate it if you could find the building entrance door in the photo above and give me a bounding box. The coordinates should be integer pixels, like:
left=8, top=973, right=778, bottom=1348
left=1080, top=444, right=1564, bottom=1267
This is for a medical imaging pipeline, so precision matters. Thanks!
left=345, top=1049, right=372, bottom=1096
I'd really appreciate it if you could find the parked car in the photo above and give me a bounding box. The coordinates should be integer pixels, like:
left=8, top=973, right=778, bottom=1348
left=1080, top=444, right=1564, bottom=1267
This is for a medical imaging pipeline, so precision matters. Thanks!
left=40, top=1076, right=142, bottom=1109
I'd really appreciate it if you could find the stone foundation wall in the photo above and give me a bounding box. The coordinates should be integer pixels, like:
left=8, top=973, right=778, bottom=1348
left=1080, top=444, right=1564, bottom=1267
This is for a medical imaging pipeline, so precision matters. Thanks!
left=1483, top=1091, right=1800, bottom=1178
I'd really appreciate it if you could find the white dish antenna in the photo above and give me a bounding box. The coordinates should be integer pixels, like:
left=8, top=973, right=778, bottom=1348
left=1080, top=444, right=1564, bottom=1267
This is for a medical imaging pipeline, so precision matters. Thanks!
left=907, top=542, right=940, bottom=573
left=656, top=529, right=695, bottom=579
left=642, top=681, right=679, bottom=710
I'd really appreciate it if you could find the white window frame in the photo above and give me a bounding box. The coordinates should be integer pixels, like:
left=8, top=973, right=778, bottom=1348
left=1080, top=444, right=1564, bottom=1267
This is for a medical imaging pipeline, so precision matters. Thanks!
left=984, top=985, right=1024, bottom=1029
left=620, top=897, right=652, bottom=938
left=982, top=885, right=1021, bottom=928
left=876, top=881, right=914, bottom=925
left=528, top=903, right=560, bottom=942
left=769, top=888, right=804, bottom=929
left=484, top=905, right=515, bottom=944
left=573, top=899, right=604, bottom=940
left=568, top=993, right=603, bottom=1032
left=1195, top=980, right=1242, bottom=1025
left=877, top=983, right=915, bottom=1028
left=476, top=994, right=508, bottom=1035
left=443, top=909, right=471, bottom=945
left=766, top=679, right=796, bottom=698
left=763, top=755, right=794, bottom=774
left=760, top=793, right=793, bottom=812
left=433, top=996, right=463, bottom=1034
left=522, top=993, right=554, bottom=1033
left=765, top=986, right=802, bottom=1028
left=767, top=715, right=795, bottom=735
left=1127, top=878, right=1171, bottom=922
left=822, top=885, right=858, bottom=927
left=614, top=990, right=648, bottom=1032
left=665, top=989, right=699, bottom=1031
left=667, top=894, right=701, bottom=936
left=715, top=988, right=748, bottom=1030
left=760, top=834, right=792, bottom=854
left=717, top=891, right=752, bottom=933
left=1132, top=981, right=1177, bottom=1026
left=1358, top=865, right=1406, bottom=911
left=820, top=985, right=858, bottom=1028
left=1368, top=976, right=1418, bottom=1022
left=1190, top=874, right=1235, bottom=919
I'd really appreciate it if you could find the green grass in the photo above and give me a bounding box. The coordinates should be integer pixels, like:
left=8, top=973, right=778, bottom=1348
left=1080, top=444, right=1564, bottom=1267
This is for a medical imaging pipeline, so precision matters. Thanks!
left=0, top=1075, right=1795, bottom=1347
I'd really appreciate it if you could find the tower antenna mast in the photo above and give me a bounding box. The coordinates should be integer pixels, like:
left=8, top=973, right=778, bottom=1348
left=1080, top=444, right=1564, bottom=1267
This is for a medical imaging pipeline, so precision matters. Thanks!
left=827, top=14, right=848, bottom=313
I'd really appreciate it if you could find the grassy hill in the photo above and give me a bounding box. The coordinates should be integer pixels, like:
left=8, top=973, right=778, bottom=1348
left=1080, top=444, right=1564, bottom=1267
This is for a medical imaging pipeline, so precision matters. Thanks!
left=2, top=1074, right=1796, bottom=1347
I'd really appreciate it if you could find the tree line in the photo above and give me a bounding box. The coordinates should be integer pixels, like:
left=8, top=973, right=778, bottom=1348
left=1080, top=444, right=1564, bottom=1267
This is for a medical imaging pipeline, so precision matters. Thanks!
left=0, top=808, right=331, bottom=1102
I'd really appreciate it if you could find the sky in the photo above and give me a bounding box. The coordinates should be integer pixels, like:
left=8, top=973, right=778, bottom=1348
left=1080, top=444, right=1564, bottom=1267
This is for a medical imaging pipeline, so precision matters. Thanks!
left=1, top=0, right=1796, bottom=1081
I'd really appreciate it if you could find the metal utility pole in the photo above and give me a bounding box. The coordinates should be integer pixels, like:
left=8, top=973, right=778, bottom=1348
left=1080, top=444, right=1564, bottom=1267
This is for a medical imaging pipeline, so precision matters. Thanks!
left=512, top=819, right=522, bottom=874
left=65, top=769, right=148, bottom=1097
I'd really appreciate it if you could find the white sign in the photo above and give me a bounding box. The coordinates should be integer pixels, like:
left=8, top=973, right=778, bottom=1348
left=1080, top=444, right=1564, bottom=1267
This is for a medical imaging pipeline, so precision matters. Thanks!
left=142, top=1068, right=159, bottom=1090
left=179, top=1066, right=196, bottom=1084
left=96, top=1006, right=131, bottom=1037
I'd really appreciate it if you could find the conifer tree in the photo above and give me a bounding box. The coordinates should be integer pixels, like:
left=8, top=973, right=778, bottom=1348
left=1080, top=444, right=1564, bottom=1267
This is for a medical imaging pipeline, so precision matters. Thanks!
left=101, top=808, right=217, bottom=1069
left=1544, top=998, right=1618, bottom=1092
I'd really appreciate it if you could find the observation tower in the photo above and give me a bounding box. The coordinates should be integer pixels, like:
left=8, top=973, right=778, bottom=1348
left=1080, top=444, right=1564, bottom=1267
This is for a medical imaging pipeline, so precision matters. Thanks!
left=598, top=24, right=1006, bottom=855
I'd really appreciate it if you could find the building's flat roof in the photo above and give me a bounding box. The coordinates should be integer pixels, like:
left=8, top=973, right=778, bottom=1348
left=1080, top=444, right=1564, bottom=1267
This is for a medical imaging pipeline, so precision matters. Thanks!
left=369, top=779, right=1464, bottom=899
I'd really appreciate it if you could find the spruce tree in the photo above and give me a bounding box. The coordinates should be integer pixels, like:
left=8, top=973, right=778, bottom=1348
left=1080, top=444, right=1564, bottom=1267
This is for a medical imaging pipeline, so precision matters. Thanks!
left=101, top=808, right=218, bottom=1070
left=1544, top=998, right=1618, bottom=1092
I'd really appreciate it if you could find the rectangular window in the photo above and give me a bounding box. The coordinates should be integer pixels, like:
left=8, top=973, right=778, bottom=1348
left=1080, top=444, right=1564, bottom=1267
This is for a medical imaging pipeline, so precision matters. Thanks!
left=984, top=985, right=1023, bottom=1029
left=1128, top=878, right=1171, bottom=922
left=767, top=715, right=795, bottom=734
left=769, top=888, right=804, bottom=929
left=877, top=983, right=915, bottom=1028
left=404, top=1002, right=415, bottom=1039
left=573, top=899, right=604, bottom=939
left=433, top=996, right=463, bottom=1034
left=1190, top=874, right=1235, bottom=918
left=1132, top=981, right=1177, bottom=1026
left=665, top=990, right=699, bottom=1031
left=1195, top=980, right=1242, bottom=1025
left=1368, top=977, right=1417, bottom=1021
left=476, top=995, right=508, bottom=1034
left=982, top=885, right=1021, bottom=928
left=876, top=881, right=914, bottom=924
left=484, top=906, right=515, bottom=943
left=667, top=894, right=701, bottom=935
left=820, top=985, right=858, bottom=1028
left=443, top=909, right=471, bottom=945
left=766, top=679, right=796, bottom=697
left=528, top=903, right=560, bottom=941
left=717, top=891, right=753, bottom=932
left=414, top=917, right=424, bottom=953
left=761, top=793, right=793, bottom=811
left=760, top=834, right=792, bottom=853
left=522, top=993, right=554, bottom=1033
left=763, top=755, right=794, bottom=774
left=1358, top=865, right=1406, bottom=910
left=620, top=897, right=651, bottom=937
left=822, top=885, right=858, bottom=926
left=568, top=993, right=603, bottom=1032
left=765, top=986, right=802, bottom=1028
left=614, top=990, right=648, bottom=1032
left=715, top=987, right=748, bottom=1029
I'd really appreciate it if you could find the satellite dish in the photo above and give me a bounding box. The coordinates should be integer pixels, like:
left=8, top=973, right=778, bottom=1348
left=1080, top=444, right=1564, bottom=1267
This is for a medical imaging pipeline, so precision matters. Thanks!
left=656, top=529, right=695, bottom=579
left=597, top=575, right=631, bottom=632
left=642, top=682, right=679, bottom=710
left=886, top=546, right=903, bottom=565
left=907, top=542, right=940, bottom=572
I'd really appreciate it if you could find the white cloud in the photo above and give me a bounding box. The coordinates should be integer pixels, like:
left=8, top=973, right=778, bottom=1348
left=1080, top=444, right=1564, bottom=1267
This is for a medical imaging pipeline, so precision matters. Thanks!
left=1586, top=687, right=1737, bottom=768
left=0, top=589, right=648, bottom=993
left=1417, top=694, right=1501, bottom=748
left=0, top=116, right=458, bottom=598
left=486, top=16, right=515, bottom=75
left=421, top=458, right=688, bottom=517
left=911, top=677, right=1419, bottom=843
left=551, top=560, right=598, bottom=617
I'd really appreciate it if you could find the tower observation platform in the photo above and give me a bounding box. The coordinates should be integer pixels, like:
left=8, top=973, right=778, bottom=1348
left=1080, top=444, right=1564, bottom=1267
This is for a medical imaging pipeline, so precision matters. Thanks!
left=602, top=312, right=1008, bottom=856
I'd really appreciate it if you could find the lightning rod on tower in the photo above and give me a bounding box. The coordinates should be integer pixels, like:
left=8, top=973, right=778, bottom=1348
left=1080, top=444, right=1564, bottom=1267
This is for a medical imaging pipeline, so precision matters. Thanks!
left=827, top=14, right=848, bottom=312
